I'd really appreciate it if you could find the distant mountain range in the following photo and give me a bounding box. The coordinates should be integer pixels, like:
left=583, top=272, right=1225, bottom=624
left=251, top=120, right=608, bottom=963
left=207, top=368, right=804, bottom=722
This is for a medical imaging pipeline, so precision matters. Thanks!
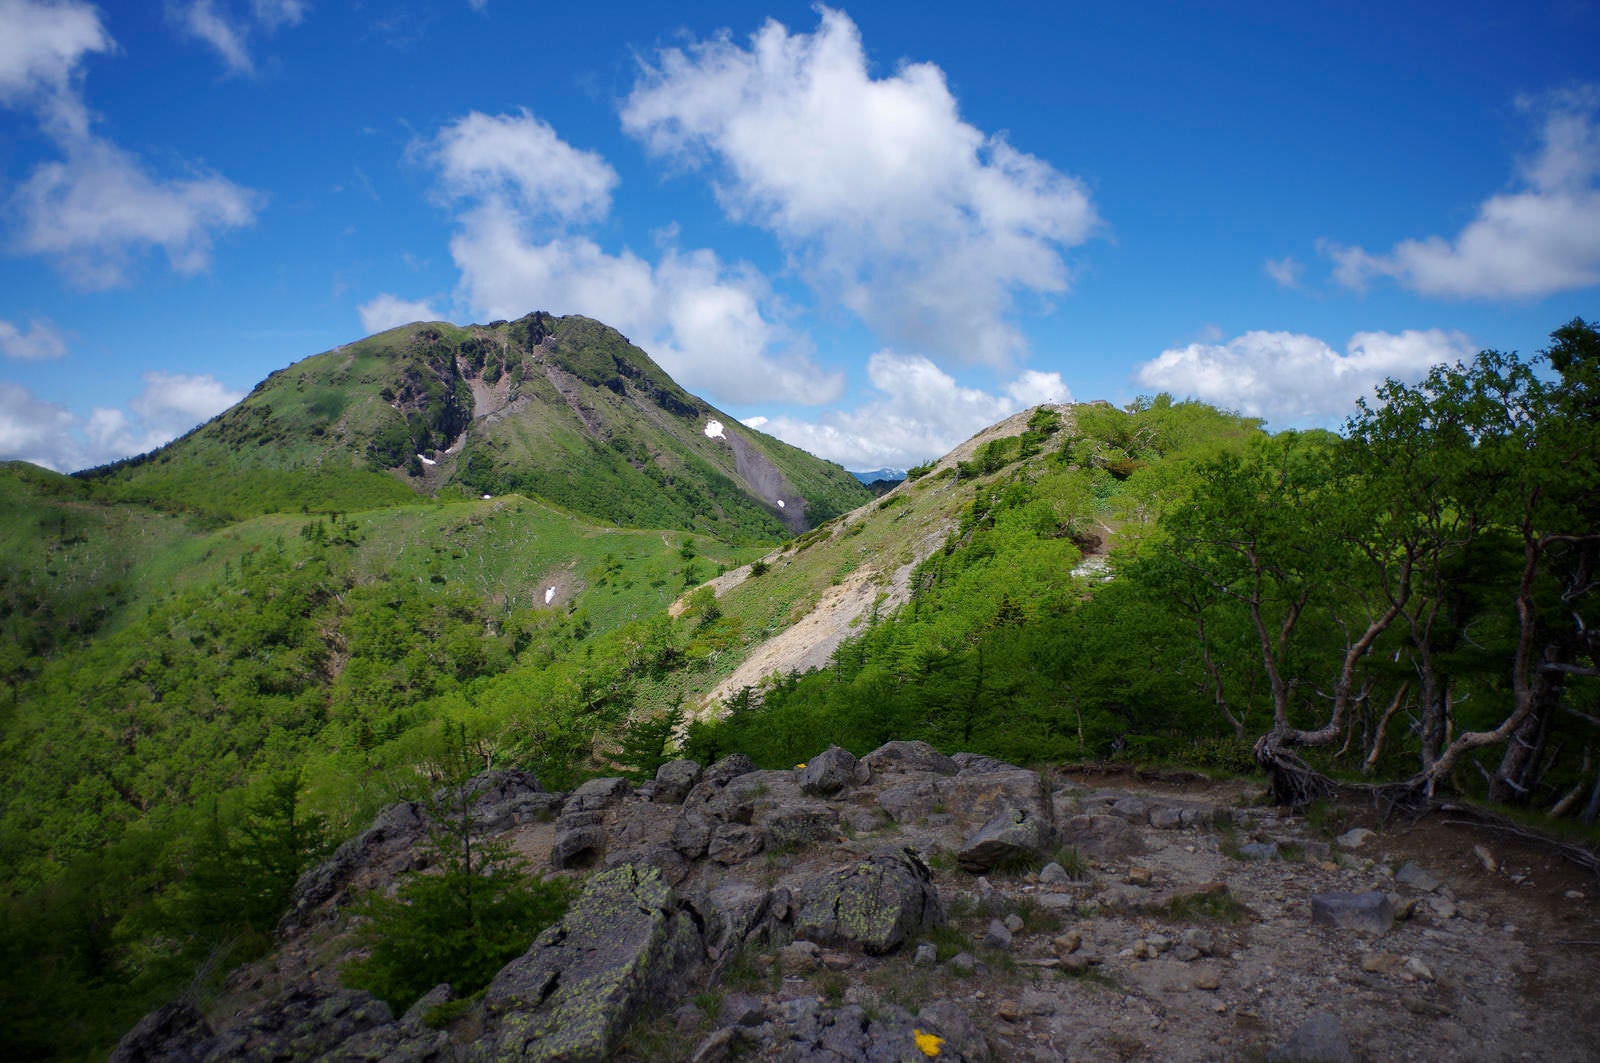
left=850, top=467, right=907, bottom=485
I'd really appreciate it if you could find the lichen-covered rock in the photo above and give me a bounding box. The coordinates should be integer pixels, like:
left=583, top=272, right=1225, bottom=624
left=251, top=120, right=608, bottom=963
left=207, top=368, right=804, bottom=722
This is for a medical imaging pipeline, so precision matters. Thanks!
left=764, top=804, right=840, bottom=849
left=605, top=843, right=690, bottom=885
left=708, top=823, right=766, bottom=865
left=794, top=847, right=943, bottom=955
left=476, top=863, right=704, bottom=1062
left=108, top=1000, right=212, bottom=1063
left=760, top=999, right=987, bottom=1062
left=196, top=987, right=393, bottom=1062
left=861, top=740, right=958, bottom=778
left=958, top=805, right=1051, bottom=871
left=551, top=810, right=606, bottom=870
left=653, top=759, right=704, bottom=804
left=951, top=752, right=1019, bottom=775
left=798, top=745, right=859, bottom=796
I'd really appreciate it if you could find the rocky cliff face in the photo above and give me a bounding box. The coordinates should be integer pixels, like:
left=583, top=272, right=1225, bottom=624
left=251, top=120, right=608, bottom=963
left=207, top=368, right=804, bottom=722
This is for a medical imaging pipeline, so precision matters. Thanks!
left=113, top=744, right=1598, bottom=1062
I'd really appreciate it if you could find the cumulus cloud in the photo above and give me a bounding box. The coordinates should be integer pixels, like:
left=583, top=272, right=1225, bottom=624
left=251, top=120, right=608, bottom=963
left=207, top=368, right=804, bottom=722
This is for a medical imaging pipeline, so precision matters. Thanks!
left=0, top=318, right=68, bottom=360
left=358, top=293, right=440, bottom=333
left=173, top=0, right=309, bottom=74
left=1325, top=87, right=1600, bottom=299
left=1134, top=328, right=1478, bottom=427
left=0, top=372, right=243, bottom=471
left=749, top=352, right=1070, bottom=470
left=14, top=137, right=260, bottom=287
left=2, top=0, right=260, bottom=285
left=622, top=7, right=1096, bottom=366
left=429, top=110, right=843, bottom=405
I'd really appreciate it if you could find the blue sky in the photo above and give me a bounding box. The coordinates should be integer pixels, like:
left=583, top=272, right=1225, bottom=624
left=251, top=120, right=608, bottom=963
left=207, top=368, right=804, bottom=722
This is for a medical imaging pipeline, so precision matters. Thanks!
left=2, top=1, right=1597, bottom=473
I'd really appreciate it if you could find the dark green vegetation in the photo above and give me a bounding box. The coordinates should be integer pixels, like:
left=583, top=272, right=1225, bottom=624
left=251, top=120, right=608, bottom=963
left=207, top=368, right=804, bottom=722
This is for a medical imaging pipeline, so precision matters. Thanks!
left=693, top=320, right=1599, bottom=821
left=0, top=312, right=866, bottom=1060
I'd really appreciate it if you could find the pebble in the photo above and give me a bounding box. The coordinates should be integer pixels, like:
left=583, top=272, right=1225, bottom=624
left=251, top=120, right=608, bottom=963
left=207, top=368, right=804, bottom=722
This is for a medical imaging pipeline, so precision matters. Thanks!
left=1128, top=866, right=1154, bottom=885
left=1193, top=967, right=1222, bottom=990
left=1563, top=890, right=1585, bottom=901
left=984, top=919, right=1013, bottom=950
left=1428, top=896, right=1458, bottom=919
left=1181, top=928, right=1215, bottom=955
left=1004, top=913, right=1025, bottom=933
left=913, top=943, right=937, bottom=967
left=1473, top=844, right=1498, bottom=873
left=1336, top=827, right=1376, bottom=850
left=1053, top=930, right=1083, bottom=955
left=1402, top=956, right=1435, bottom=982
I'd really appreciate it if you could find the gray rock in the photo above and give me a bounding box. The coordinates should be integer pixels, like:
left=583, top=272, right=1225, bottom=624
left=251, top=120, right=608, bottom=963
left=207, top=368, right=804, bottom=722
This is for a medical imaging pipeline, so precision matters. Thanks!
left=653, top=759, right=703, bottom=804
left=1180, top=927, right=1214, bottom=955
left=914, top=942, right=938, bottom=966
left=798, top=745, right=859, bottom=796
left=1060, top=814, right=1145, bottom=858
left=1110, top=796, right=1150, bottom=822
left=708, top=823, right=766, bottom=865
left=764, top=804, right=839, bottom=849
left=604, top=844, right=690, bottom=885
left=1396, top=862, right=1441, bottom=892
left=1149, top=805, right=1185, bottom=830
left=1266, top=1012, right=1355, bottom=1063
left=197, top=987, right=394, bottom=1063
left=551, top=810, right=607, bottom=870
left=794, top=847, right=944, bottom=955
left=699, top=753, right=757, bottom=790
left=670, top=812, right=714, bottom=859
left=108, top=1000, right=213, bottom=1063
left=280, top=800, right=426, bottom=932
left=569, top=775, right=632, bottom=811
left=983, top=918, right=1013, bottom=950
left=477, top=863, right=703, bottom=1063
left=723, top=992, right=769, bottom=1027
left=958, top=805, right=1051, bottom=871
left=877, top=780, right=943, bottom=823
left=861, top=740, right=958, bottom=777
left=1335, top=827, right=1375, bottom=850
left=951, top=752, right=1019, bottom=774
left=1311, top=891, right=1395, bottom=935
left=1039, top=861, right=1072, bottom=886
left=1238, top=842, right=1280, bottom=861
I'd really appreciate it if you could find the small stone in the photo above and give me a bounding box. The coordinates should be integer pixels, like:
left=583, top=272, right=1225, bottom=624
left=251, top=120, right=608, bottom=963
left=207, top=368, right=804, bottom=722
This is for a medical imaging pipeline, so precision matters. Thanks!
left=1402, top=956, right=1434, bottom=982
left=1039, top=862, right=1071, bottom=886
left=1180, top=928, right=1214, bottom=955
left=1020, top=988, right=1056, bottom=1016
left=778, top=941, right=821, bottom=973
left=1388, top=894, right=1418, bottom=920
left=1173, top=944, right=1201, bottom=962
left=1146, top=933, right=1172, bottom=954
left=1428, top=896, right=1458, bottom=919
left=949, top=951, right=978, bottom=973
left=1004, top=914, right=1025, bottom=933
left=1052, top=930, right=1083, bottom=955
left=1335, top=828, right=1375, bottom=850
left=1149, top=806, right=1184, bottom=830
left=1299, top=840, right=1331, bottom=861
left=996, top=999, right=1022, bottom=1022
left=1564, top=889, right=1586, bottom=901
left=1127, top=866, right=1154, bottom=885
left=984, top=919, right=1014, bottom=950
left=1472, top=844, right=1498, bottom=873
left=820, top=950, right=855, bottom=971
left=1238, top=842, right=1279, bottom=861
left=914, top=943, right=937, bottom=967
left=1061, top=953, right=1090, bottom=974
left=1192, top=966, right=1221, bottom=990
left=1267, top=1012, right=1354, bottom=1063
left=1360, top=952, right=1402, bottom=975
left=1395, top=862, right=1440, bottom=892
left=1131, top=939, right=1152, bottom=960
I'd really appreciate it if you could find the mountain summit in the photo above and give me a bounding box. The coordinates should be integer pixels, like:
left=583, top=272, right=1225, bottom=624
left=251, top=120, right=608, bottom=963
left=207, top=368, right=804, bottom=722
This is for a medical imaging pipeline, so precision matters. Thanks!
left=87, top=312, right=868, bottom=540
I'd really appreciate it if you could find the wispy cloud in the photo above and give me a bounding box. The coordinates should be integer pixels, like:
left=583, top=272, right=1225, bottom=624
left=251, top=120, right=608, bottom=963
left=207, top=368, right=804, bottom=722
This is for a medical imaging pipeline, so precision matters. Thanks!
left=0, top=318, right=68, bottom=360
left=358, top=293, right=440, bottom=333
left=1265, top=256, right=1302, bottom=289
left=172, top=0, right=309, bottom=75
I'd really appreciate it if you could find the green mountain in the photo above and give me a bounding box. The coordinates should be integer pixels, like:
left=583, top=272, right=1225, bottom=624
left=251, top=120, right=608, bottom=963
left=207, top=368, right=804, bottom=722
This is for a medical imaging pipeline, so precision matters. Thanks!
left=84, top=311, right=869, bottom=539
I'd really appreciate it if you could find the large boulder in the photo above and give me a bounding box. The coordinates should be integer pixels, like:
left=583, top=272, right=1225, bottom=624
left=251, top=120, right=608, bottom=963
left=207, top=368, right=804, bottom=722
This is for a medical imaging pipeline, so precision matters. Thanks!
left=108, top=1001, right=212, bottom=1063
left=653, top=759, right=703, bottom=804
left=568, top=776, right=633, bottom=812
left=797, top=745, right=861, bottom=796
left=451, top=769, right=560, bottom=831
left=550, top=810, right=606, bottom=871
left=957, top=805, right=1051, bottom=872
left=1310, top=891, right=1394, bottom=935
left=861, top=740, right=958, bottom=778
left=476, top=864, right=704, bottom=1062
left=1059, top=813, right=1146, bottom=858
left=794, top=847, right=943, bottom=955
left=194, top=987, right=393, bottom=1062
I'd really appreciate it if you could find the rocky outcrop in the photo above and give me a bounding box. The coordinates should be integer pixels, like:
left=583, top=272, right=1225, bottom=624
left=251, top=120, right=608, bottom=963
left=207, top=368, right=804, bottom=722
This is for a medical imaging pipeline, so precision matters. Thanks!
left=793, top=847, right=943, bottom=954
left=279, top=800, right=427, bottom=933
left=476, top=863, right=703, bottom=1062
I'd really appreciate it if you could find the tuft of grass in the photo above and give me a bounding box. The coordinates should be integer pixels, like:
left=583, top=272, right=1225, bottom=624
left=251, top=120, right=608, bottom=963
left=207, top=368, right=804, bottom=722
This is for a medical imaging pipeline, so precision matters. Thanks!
left=1151, top=884, right=1252, bottom=925
left=1046, top=845, right=1090, bottom=880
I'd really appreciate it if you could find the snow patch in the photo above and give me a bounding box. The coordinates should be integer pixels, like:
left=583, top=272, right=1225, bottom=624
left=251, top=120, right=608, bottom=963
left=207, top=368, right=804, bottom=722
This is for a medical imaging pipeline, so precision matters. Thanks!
left=776, top=499, right=786, bottom=509
left=416, top=453, right=437, bottom=466
left=544, top=586, right=556, bottom=605
left=481, top=494, right=492, bottom=500
left=704, top=419, right=726, bottom=440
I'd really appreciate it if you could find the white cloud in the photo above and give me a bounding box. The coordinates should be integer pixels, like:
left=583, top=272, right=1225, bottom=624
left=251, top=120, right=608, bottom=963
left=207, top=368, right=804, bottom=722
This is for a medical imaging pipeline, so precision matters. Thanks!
left=1326, top=87, right=1600, bottom=299
left=358, top=293, right=440, bottom=333
left=1265, top=256, right=1302, bottom=288
left=431, top=111, right=842, bottom=405
left=0, top=0, right=112, bottom=137
left=1, top=1, right=260, bottom=285
left=174, top=0, right=253, bottom=74
left=1134, top=328, right=1478, bottom=427
left=749, top=352, right=1070, bottom=470
left=0, top=371, right=243, bottom=471
left=0, top=318, right=68, bottom=360
left=622, top=7, right=1097, bottom=366
left=173, top=0, right=309, bottom=75
left=431, top=110, right=617, bottom=223
left=13, top=136, right=260, bottom=288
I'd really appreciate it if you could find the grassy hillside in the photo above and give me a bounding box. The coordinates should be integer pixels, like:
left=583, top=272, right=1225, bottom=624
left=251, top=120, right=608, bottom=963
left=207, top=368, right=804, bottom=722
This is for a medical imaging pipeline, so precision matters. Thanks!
left=80, top=313, right=870, bottom=539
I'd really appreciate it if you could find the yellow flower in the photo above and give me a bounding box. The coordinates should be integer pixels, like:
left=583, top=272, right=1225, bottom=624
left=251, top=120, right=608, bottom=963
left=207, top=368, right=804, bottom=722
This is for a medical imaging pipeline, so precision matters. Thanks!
left=796, top=762, right=807, bottom=769
left=913, top=1029, right=944, bottom=1057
